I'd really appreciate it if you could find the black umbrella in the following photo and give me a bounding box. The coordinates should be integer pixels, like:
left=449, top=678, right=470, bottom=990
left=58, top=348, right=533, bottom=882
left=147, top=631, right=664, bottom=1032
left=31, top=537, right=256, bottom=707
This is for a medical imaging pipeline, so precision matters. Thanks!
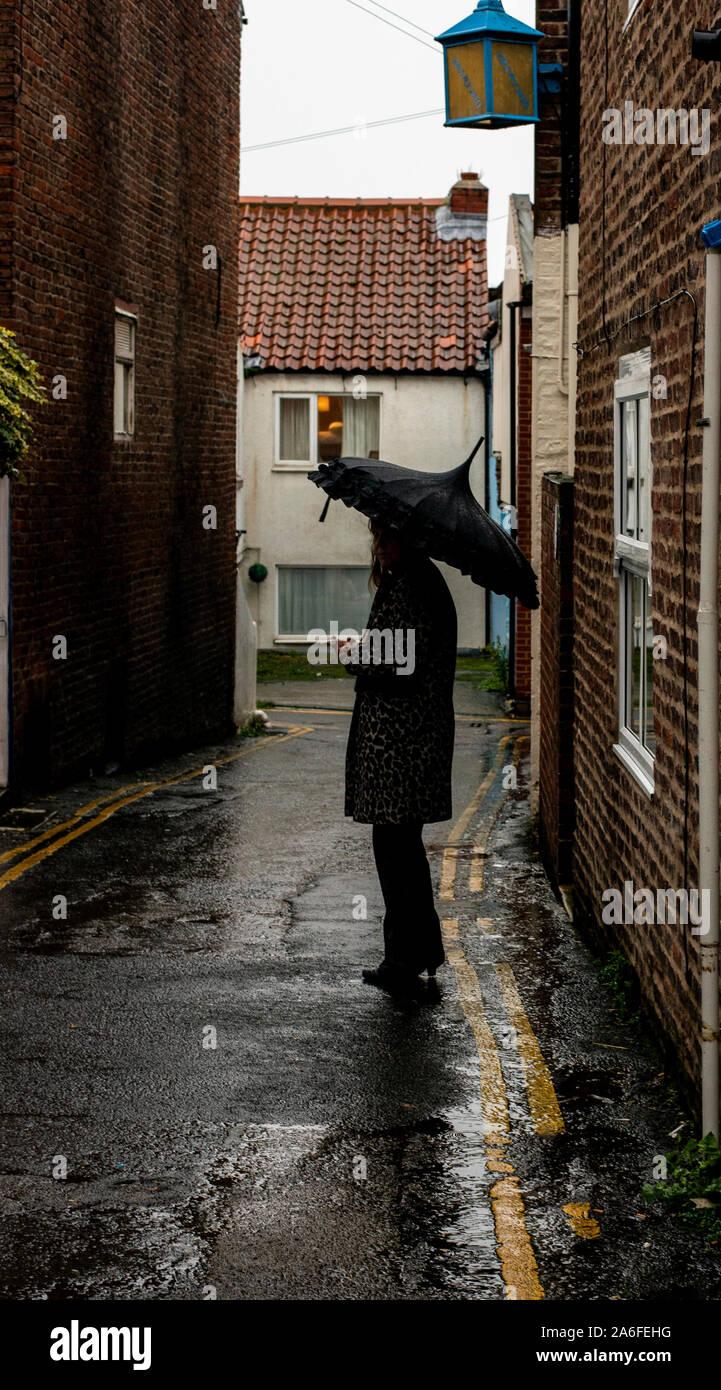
left=308, top=436, right=539, bottom=610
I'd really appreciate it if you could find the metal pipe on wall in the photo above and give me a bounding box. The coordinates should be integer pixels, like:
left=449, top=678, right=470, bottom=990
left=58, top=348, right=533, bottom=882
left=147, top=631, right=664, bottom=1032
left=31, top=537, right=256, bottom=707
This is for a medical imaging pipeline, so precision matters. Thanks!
left=507, top=299, right=521, bottom=699
left=698, top=226, right=721, bottom=1140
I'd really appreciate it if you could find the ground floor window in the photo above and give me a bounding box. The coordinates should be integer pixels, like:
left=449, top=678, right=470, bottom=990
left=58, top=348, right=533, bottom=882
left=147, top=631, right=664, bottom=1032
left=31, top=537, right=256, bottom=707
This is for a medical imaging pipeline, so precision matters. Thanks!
left=613, top=349, right=655, bottom=794
left=621, top=569, right=655, bottom=750
left=277, top=565, right=371, bottom=638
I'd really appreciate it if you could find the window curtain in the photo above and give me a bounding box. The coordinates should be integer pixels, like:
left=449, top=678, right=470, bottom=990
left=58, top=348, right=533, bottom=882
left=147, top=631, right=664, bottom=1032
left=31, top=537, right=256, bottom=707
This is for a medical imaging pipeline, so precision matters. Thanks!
left=343, top=396, right=380, bottom=458
left=278, top=567, right=371, bottom=636
left=279, top=398, right=310, bottom=460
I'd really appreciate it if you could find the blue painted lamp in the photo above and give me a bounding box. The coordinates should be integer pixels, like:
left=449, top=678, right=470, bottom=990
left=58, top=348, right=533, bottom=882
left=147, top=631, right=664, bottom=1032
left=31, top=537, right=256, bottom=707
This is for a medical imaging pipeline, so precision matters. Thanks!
left=435, top=0, right=544, bottom=129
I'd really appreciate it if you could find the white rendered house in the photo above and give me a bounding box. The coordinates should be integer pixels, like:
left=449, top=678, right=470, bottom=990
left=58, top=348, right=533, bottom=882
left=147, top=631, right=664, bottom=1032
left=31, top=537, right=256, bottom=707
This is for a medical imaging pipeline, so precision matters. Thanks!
left=238, top=177, right=490, bottom=652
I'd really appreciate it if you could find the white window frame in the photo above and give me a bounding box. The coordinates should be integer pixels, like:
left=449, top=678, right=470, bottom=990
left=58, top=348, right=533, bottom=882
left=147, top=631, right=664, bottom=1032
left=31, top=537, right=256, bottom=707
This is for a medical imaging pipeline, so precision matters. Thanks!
left=273, top=391, right=382, bottom=470
left=274, top=393, right=314, bottom=466
left=114, top=310, right=136, bottom=440
left=275, top=563, right=370, bottom=643
left=613, top=350, right=654, bottom=797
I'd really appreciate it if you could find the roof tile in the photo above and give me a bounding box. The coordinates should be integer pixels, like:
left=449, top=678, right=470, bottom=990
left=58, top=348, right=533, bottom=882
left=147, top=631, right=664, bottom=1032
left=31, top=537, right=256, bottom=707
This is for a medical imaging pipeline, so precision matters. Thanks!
left=238, top=196, right=488, bottom=373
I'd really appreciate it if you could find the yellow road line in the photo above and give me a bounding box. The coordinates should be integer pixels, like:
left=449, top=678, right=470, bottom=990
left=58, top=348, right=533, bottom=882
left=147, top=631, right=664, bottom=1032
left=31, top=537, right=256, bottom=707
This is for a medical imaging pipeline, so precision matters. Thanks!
left=468, top=852, right=486, bottom=895
left=495, top=963, right=565, bottom=1138
left=439, top=736, right=512, bottom=900
left=439, top=848, right=458, bottom=899
left=0, top=726, right=313, bottom=892
left=0, top=783, right=156, bottom=865
left=269, top=706, right=525, bottom=725
left=448, top=736, right=513, bottom=846
left=491, top=1177, right=545, bottom=1300
left=268, top=707, right=353, bottom=717
left=442, top=922, right=508, bottom=1138
left=562, top=1202, right=601, bottom=1239
left=442, top=916, right=543, bottom=1299
left=436, top=737, right=560, bottom=1300
left=468, top=734, right=527, bottom=893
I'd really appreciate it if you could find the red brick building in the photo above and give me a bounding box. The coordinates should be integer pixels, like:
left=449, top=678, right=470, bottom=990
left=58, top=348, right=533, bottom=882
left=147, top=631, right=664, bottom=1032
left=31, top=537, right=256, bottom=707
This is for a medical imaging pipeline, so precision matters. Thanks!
left=0, top=0, right=242, bottom=789
left=571, top=0, right=721, bottom=1099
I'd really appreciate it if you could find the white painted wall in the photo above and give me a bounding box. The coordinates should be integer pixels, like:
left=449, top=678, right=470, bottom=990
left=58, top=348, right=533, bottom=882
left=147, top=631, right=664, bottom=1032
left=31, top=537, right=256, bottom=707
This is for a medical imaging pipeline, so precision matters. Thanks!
left=529, top=225, right=578, bottom=814
left=491, top=214, right=525, bottom=513
left=241, top=371, right=487, bottom=651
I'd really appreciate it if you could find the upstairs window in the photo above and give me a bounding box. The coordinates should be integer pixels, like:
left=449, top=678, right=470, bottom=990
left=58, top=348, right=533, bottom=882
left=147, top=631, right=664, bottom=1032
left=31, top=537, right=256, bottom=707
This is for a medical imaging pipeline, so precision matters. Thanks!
left=275, top=393, right=380, bottom=466
left=114, top=311, right=136, bottom=439
left=613, top=349, right=654, bottom=795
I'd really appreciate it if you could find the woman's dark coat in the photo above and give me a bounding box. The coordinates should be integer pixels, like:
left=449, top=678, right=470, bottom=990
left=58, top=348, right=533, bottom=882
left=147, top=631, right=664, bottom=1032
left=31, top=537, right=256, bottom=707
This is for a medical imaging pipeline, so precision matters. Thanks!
left=344, top=556, right=457, bottom=825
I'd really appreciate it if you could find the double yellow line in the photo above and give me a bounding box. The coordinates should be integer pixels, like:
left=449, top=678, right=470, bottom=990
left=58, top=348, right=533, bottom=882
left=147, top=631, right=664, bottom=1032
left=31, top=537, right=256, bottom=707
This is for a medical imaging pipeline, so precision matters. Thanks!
left=0, top=726, right=313, bottom=892
left=439, top=736, right=513, bottom=901
left=438, top=728, right=565, bottom=1301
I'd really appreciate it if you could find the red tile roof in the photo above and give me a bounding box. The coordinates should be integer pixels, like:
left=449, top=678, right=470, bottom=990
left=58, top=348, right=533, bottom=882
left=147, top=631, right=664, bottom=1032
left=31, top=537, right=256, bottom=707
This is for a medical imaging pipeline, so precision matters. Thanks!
left=238, top=189, right=488, bottom=374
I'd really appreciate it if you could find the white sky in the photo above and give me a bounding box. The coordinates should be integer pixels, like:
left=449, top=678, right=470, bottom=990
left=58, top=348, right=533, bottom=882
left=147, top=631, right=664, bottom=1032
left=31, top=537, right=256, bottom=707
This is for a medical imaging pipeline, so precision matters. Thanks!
left=240, top=0, right=535, bottom=285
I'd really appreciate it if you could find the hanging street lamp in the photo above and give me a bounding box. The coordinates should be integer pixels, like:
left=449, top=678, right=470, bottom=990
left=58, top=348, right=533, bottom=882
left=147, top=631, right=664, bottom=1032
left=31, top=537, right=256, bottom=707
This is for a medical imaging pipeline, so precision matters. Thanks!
left=435, top=0, right=544, bottom=130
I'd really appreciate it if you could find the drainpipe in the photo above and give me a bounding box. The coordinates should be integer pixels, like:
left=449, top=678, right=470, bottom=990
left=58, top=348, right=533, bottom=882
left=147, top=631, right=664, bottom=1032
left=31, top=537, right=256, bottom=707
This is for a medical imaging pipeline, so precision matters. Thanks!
left=480, top=353, right=492, bottom=647
left=507, top=300, right=521, bottom=699
left=698, top=220, right=721, bottom=1140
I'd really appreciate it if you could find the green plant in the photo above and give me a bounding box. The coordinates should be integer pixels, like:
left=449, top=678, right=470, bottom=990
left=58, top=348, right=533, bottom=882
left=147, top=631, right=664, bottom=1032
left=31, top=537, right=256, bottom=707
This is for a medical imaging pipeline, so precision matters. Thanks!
left=465, top=640, right=509, bottom=693
left=642, top=1132, right=721, bottom=1243
left=0, top=326, right=45, bottom=480
left=236, top=712, right=269, bottom=738
left=599, top=947, right=642, bottom=1026
left=492, top=638, right=509, bottom=692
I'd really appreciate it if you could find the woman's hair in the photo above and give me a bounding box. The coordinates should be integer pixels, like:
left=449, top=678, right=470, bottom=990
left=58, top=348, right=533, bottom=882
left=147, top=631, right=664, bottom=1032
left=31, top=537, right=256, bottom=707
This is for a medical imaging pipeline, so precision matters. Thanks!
left=369, top=520, right=384, bottom=591
left=368, top=519, right=406, bottom=590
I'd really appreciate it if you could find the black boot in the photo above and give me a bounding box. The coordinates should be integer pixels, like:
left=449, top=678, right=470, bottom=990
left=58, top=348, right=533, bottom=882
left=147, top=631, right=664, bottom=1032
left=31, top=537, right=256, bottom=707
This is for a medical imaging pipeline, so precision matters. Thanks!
left=362, top=960, right=422, bottom=996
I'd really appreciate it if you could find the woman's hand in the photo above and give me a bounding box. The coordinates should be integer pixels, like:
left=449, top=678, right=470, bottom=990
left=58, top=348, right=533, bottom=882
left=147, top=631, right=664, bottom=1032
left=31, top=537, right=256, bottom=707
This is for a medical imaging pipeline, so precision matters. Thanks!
left=337, top=635, right=359, bottom=665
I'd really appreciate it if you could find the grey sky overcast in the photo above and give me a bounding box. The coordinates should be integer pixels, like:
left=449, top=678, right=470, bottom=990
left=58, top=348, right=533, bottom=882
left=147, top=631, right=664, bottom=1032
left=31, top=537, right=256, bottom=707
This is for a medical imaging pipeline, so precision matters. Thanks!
left=239, top=0, right=535, bottom=285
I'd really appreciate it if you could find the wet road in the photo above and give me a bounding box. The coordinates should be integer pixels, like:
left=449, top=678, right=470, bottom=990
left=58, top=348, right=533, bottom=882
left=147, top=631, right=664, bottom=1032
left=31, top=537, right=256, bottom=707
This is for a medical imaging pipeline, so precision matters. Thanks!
left=0, top=692, right=719, bottom=1301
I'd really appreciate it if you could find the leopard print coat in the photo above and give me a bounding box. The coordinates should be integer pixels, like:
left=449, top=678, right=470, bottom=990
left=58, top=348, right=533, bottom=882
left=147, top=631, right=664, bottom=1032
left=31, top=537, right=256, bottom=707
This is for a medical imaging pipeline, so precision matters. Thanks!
left=344, top=556, right=457, bottom=825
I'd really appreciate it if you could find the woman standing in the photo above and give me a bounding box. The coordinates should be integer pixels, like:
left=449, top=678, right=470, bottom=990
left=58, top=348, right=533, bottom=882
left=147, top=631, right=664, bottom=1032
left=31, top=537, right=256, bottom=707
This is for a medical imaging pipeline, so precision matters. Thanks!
left=340, top=521, right=457, bottom=994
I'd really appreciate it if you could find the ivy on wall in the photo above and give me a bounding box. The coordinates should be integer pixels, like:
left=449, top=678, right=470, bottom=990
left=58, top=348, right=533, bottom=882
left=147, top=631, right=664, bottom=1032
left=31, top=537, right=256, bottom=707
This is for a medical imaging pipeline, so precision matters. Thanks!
left=0, top=326, right=45, bottom=480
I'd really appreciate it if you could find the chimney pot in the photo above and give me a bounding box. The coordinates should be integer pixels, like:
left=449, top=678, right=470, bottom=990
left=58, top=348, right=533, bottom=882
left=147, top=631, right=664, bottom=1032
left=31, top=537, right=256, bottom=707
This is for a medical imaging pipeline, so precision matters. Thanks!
left=449, top=172, right=488, bottom=216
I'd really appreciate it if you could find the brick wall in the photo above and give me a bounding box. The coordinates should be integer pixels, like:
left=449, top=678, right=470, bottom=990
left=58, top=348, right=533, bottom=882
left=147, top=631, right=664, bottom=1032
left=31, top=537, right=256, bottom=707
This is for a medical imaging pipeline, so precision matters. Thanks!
left=539, top=472, right=574, bottom=886
left=0, top=0, right=15, bottom=322
left=535, top=3, right=568, bottom=233
left=449, top=171, right=489, bottom=220
left=574, top=0, right=721, bottom=1094
left=0, top=0, right=241, bottom=786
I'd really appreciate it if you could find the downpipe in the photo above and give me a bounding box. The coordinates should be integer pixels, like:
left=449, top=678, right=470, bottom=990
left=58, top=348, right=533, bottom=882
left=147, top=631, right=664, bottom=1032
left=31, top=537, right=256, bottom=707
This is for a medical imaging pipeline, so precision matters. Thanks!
left=698, top=225, right=721, bottom=1139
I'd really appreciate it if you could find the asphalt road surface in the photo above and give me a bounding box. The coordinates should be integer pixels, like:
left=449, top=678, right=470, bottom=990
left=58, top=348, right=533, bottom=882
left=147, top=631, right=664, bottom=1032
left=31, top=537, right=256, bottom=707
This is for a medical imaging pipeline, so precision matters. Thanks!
left=0, top=685, right=719, bottom=1301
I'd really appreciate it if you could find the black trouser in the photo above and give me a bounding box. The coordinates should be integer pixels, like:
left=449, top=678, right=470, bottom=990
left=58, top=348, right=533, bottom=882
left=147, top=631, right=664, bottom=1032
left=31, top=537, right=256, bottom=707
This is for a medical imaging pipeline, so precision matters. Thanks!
left=371, top=822, right=445, bottom=973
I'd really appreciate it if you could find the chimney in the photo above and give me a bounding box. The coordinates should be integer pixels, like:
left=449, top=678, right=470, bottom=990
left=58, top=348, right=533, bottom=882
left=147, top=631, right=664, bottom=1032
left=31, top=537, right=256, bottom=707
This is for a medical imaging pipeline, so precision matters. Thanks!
left=435, top=172, right=488, bottom=242
left=449, top=172, right=489, bottom=218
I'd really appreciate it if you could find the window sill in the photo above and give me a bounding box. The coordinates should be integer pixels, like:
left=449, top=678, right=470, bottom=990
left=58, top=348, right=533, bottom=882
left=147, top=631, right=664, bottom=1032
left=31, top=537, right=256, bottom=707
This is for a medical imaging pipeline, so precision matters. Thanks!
left=613, top=741, right=654, bottom=798
left=272, top=463, right=313, bottom=472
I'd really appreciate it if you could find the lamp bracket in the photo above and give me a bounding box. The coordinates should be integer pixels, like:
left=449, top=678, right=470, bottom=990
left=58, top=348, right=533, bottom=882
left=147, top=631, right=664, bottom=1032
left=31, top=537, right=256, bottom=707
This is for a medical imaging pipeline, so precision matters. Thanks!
left=538, top=62, right=563, bottom=95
